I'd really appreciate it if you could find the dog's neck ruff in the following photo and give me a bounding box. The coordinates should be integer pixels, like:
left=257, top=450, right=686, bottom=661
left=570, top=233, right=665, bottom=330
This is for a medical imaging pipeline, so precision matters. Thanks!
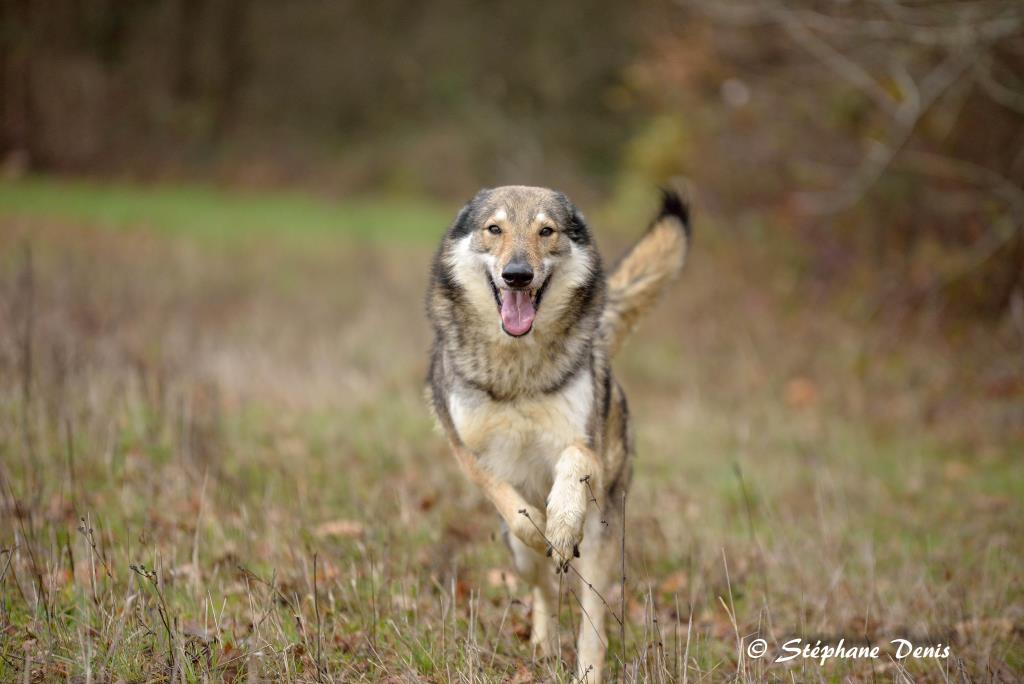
left=441, top=282, right=602, bottom=401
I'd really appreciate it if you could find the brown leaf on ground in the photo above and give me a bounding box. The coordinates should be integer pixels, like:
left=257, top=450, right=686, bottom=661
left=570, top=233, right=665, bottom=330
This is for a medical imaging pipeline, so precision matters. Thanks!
left=943, top=460, right=971, bottom=482
left=444, top=517, right=484, bottom=543
left=984, top=375, right=1024, bottom=398
left=334, top=631, right=363, bottom=654
left=785, top=376, right=819, bottom=409
left=659, top=570, right=688, bottom=595
left=512, top=616, right=532, bottom=641
left=507, top=664, right=534, bottom=683
left=972, top=494, right=1011, bottom=513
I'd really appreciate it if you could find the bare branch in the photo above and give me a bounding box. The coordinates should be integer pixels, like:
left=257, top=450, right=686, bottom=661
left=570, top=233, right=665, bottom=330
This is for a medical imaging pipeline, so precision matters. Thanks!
left=795, top=8, right=1024, bottom=47
left=772, top=5, right=899, bottom=116
left=899, top=150, right=1024, bottom=219
left=678, top=0, right=1024, bottom=46
left=797, top=49, right=974, bottom=214
left=972, top=55, right=1024, bottom=114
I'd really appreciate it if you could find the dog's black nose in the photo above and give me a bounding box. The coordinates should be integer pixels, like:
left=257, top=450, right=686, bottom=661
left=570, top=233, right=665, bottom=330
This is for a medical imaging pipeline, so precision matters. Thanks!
left=502, top=261, right=533, bottom=288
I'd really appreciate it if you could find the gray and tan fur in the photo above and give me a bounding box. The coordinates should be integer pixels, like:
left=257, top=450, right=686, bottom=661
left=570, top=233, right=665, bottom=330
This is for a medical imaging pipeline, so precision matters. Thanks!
left=426, top=185, right=690, bottom=682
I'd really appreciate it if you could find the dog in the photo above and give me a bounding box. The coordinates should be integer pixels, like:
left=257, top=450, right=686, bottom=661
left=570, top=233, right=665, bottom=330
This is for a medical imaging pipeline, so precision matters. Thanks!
left=426, top=185, right=690, bottom=682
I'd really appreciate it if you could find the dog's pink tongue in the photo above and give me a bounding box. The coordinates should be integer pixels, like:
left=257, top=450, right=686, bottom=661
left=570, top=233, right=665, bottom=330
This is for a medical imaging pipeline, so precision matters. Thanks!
left=501, top=290, right=535, bottom=336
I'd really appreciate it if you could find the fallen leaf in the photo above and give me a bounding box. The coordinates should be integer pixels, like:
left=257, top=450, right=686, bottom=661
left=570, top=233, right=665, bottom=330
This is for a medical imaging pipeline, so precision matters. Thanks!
left=508, top=664, right=534, bottom=683
left=972, top=494, right=1010, bottom=512
left=658, top=570, right=688, bottom=595
left=984, top=375, right=1024, bottom=398
left=334, top=631, right=363, bottom=653
left=512, top=618, right=531, bottom=641
left=785, top=377, right=818, bottom=409
left=943, top=460, right=971, bottom=482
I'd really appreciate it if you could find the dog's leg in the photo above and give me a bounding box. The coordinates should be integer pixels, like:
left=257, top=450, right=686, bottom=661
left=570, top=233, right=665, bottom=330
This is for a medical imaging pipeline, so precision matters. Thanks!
left=574, top=507, right=618, bottom=684
left=449, top=441, right=547, bottom=552
left=545, top=443, right=602, bottom=568
left=508, top=533, right=559, bottom=658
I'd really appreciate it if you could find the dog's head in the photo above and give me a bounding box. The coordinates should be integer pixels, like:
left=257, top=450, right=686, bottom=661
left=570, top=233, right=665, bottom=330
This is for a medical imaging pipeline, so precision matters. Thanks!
left=441, top=186, right=597, bottom=338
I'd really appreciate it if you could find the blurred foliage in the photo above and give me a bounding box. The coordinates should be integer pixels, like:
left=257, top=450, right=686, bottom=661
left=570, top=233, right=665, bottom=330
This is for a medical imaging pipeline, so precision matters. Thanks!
left=622, top=1, right=1024, bottom=318
left=1, top=0, right=1022, bottom=317
left=0, top=1, right=642, bottom=198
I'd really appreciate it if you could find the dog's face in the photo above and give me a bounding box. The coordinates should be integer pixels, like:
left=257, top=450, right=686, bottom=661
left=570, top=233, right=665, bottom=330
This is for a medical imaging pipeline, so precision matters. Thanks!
left=444, top=186, right=595, bottom=338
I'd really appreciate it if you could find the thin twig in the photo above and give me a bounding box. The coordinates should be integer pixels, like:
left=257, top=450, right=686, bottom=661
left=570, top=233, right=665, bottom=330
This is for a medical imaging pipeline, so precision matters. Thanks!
left=313, top=551, right=325, bottom=683
left=620, top=490, right=627, bottom=684
left=516, top=509, right=623, bottom=627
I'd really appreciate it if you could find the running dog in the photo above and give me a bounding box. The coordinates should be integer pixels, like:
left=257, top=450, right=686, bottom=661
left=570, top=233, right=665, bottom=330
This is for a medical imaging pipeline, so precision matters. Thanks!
left=426, top=186, right=690, bottom=682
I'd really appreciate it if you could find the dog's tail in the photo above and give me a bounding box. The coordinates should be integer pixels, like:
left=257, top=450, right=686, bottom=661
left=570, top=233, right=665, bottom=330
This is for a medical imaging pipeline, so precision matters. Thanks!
left=601, top=189, right=691, bottom=357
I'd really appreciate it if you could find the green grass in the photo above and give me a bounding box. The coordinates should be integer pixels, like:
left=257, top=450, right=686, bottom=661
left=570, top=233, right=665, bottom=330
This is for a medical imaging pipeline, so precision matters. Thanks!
left=0, top=176, right=453, bottom=243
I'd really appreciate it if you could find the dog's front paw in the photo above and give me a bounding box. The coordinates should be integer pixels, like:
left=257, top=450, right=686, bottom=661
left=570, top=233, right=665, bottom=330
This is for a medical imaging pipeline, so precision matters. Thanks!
left=511, top=505, right=548, bottom=554
left=544, top=504, right=584, bottom=572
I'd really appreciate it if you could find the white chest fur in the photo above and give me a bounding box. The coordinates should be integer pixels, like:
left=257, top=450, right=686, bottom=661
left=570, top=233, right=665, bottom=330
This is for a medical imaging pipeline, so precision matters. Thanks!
left=448, top=370, right=594, bottom=503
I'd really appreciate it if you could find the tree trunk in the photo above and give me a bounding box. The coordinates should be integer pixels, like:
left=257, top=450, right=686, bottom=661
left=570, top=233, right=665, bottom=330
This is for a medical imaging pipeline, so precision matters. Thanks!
left=210, top=0, right=249, bottom=142
left=174, top=0, right=203, bottom=100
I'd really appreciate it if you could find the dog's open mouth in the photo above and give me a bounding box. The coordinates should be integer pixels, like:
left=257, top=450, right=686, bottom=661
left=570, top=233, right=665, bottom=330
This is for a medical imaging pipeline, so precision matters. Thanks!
left=489, top=277, right=549, bottom=337
left=499, top=288, right=537, bottom=336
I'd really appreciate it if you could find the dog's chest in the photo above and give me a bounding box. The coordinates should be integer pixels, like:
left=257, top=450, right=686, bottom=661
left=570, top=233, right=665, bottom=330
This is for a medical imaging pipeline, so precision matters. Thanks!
left=449, top=371, right=593, bottom=498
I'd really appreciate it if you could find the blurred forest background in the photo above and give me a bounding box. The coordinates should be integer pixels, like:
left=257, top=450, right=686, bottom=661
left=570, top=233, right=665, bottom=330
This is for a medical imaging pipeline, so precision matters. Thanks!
left=3, top=0, right=1023, bottom=316
left=1, top=2, right=1023, bottom=682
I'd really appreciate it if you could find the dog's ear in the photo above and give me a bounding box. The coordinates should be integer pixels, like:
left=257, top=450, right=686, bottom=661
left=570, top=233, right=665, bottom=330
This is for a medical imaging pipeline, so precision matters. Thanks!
left=447, top=188, right=490, bottom=240
left=448, top=203, right=473, bottom=239
left=559, top=195, right=591, bottom=245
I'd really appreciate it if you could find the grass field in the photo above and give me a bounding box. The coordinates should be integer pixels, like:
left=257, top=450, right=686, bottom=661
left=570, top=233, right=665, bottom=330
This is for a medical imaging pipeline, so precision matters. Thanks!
left=0, top=177, right=1021, bottom=682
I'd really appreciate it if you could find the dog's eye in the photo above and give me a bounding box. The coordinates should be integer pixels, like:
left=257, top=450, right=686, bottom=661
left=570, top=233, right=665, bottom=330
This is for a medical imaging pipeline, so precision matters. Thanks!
left=539, top=226, right=554, bottom=237
left=486, top=225, right=502, bottom=235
